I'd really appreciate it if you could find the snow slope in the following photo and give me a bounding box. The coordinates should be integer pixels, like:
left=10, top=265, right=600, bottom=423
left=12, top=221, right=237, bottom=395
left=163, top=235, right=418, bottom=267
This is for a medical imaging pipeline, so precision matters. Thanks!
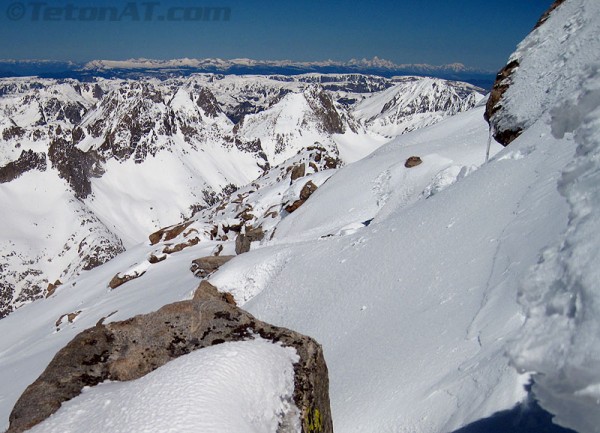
left=0, top=73, right=483, bottom=317
left=498, top=1, right=600, bottom=432
left=28, top=339, right=299, bottom=433
left=210, top=107, right=573, bottom=433
left=0, top=105, right=583, bottom=433
left=2, top=2, right=599, bottom=432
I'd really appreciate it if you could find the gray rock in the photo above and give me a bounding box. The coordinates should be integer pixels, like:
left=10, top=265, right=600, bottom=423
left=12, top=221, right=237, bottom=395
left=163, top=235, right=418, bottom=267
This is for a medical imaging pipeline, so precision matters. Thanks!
left=190, top=255, right=235, bottom=278
left=235, top=226, right=265, bottom=254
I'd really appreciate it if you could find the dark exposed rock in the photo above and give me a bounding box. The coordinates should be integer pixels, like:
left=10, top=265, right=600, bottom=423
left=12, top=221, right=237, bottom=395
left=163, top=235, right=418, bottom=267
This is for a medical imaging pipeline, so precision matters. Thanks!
left=149, top=221, right=193, bottom=245
left=405, top=156, right=423, bottom=168
left=0, top=150, right=47, bottom=183
left=55, top=311, right=81, bottom=328
left=7, top=282, right=332, bottom=433
left=305, top=86, right=345, bottom=135
left=196, top=87, right=222, bottom=118
left=148, top=254, right=167, bottom=264
left=485, top=0, right=567, bottom=146
left=190, top=255, right=235, bottom=278
left=300, top=181, right=318, bottom=201
left=290, top=163, right=306, bottom=182
left=78, top=235, right=125, bottom=272
left=162, top=237, right=200, bottom=254
left=235, top=226, right=265, bottom=254
left=45, top=280, right=62, bottom=298
left=47, top=138, right=105, bottom=199
left=108, top=271, right=146, bottom=290
left=484, top=60, right=522, bottom=146
left=2, top=125, right=25, bottom=141
left=285, top=181, right=319, bottom=213
left=534, top=0, right=567, bottom=30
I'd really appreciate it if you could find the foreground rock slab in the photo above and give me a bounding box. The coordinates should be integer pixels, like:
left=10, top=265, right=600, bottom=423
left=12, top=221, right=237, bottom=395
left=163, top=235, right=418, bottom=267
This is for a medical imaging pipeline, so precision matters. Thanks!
left=7, top=282, right=332, bottom=433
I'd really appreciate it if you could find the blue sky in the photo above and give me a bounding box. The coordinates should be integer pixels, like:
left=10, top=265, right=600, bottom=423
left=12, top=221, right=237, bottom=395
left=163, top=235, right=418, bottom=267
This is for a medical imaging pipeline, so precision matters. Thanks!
left=0, top=0, right=552, bottom=70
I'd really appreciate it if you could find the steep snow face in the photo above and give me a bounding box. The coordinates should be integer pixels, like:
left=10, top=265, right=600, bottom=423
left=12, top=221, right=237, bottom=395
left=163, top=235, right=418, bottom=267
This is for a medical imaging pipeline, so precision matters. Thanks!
left=211, top=106, right=575, bottom=433
left=502, top=1, right=600, bottom=432
left=353, top=76, right=484, bottom=136
left=488, top=0, right=600, bottom=139
left=28, top=339, right=300, bottom=433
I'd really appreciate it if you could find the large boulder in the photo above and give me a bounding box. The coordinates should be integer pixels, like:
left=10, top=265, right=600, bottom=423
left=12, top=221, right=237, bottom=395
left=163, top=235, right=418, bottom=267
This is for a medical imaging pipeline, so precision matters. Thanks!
left=7, top=281, right=332, bottom=433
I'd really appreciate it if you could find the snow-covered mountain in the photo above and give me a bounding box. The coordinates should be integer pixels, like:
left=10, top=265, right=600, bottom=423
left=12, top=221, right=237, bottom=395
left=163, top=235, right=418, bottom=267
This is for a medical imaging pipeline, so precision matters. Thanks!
left=0, top=58, right=494, bottom=88
left=353, top=76, right=484, bottom=136
left=0, top=74, right=483, bottom=318
left=2, top=1, right=600, bottom=431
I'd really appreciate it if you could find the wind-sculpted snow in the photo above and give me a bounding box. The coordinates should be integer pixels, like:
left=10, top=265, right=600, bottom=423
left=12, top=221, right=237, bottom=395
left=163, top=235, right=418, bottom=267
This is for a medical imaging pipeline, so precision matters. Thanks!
left=509, top=61, right=600, bottom=433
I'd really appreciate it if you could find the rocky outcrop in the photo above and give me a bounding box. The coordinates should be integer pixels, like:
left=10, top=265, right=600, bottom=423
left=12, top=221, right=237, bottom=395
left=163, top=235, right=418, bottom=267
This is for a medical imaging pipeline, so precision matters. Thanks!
left=0, top=150, right=47, bottom=183
left=47, top=138, right=105, bottom=199
left=190, top=255, right=235, bottom=278
left=485, top=0, right=567, bottom=146
left=235, top=226, right=265, bottom=254
left=108, top=270, right=146, bottom=290
left=305, top=86, right=346, bottom=135
left=149, top=221, right=193, bottom=245
left=290, top=163, right=306, bottom=182
left=285, top=181, right=318, bottom=213
left=7, top=281, right=332, bottom=433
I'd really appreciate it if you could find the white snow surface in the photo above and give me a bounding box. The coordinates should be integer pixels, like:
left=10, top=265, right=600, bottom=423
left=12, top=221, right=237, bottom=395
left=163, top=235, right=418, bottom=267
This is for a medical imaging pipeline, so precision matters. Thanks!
left=29, top=339, right=300, bottom=433
left=505, top=2, right=600, bottom=431
left=1, top=2, right=600, bottom=432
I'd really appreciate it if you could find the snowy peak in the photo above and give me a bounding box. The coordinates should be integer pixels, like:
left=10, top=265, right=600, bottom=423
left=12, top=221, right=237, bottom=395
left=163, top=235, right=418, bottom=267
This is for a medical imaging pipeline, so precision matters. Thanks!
left=353, top=76, right=484, bottom=136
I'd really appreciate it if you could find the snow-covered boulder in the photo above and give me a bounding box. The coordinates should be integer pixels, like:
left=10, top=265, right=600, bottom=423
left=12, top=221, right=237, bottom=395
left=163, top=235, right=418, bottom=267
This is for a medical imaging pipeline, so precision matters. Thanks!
left=7, top=281, right=332, bottom=433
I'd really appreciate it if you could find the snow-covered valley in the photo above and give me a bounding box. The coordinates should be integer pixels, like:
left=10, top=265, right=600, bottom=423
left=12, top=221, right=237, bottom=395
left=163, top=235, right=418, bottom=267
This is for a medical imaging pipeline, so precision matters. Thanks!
left=1, top=0, right=600, bottom=432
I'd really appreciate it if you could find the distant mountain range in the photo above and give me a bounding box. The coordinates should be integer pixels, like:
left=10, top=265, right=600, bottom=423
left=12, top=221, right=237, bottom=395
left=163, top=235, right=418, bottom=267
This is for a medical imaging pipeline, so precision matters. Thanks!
left=0, top=57, right=496, bottom=89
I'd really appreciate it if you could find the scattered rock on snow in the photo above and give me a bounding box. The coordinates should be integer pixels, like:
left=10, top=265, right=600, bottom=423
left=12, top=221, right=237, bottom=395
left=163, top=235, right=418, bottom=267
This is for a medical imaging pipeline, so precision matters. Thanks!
left=108, top=270, right=146, bottom=290
left=285, top=181, right=319, bottom=213
left=190, top=255, right=235, bottom=278
left=404, top=156, right=423, bottom=168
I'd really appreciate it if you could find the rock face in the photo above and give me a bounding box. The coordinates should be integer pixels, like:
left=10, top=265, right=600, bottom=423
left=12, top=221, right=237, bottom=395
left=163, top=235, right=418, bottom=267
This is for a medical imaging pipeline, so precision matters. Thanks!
left=7, top=281, right=332, bottom=433
left=484, top=0, right=567, bottom=146
left=0, top=150, right=46, bottom=183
